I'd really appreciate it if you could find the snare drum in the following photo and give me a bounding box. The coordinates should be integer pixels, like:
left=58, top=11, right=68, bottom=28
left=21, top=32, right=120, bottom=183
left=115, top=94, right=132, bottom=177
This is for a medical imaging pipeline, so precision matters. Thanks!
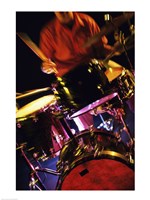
left=113, top=69, right=135, bottom=100
left=56, top=130, right=134, bottom=190
left=56, top=59, right=111, bottom=117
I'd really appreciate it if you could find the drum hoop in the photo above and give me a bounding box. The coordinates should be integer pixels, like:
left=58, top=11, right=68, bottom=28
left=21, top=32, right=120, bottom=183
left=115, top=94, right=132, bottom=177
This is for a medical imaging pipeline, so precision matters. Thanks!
left=16, top=114, right=36, bottom=123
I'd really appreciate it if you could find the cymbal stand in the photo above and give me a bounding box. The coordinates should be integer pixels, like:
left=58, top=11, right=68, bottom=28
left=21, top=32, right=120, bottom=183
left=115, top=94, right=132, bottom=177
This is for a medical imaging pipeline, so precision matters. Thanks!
left=17, top=144, right=61, bottom=190
left=120, top=32, right=134, bottom=72
left=114, top=28, right=134, bottom=73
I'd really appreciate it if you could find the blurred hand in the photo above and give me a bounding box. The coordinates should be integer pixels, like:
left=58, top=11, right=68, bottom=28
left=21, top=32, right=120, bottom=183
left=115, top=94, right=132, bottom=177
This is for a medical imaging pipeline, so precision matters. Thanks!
left=113, top=41, right=124, bottom=56
left=41, top=59, right=58, bottom=74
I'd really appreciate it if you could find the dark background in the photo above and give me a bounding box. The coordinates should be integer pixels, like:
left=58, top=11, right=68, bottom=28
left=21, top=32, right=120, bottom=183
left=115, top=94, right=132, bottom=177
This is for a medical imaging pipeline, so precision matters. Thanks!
left=16, top=12, right=135, bottom=190
left=16, top=12, right=134, bottom=93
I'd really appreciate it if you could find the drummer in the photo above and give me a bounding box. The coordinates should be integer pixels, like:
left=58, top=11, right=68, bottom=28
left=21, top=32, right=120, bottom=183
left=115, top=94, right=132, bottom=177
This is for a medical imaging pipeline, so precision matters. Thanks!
left=39, top=12, right=116, bottom=77
left=39, top=12, right=125, bottom=133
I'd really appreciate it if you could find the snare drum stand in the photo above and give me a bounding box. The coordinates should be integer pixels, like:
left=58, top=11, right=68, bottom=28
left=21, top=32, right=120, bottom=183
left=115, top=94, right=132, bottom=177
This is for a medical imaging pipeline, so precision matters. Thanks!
left=17, top=143, right=61, bottom=190
left=107, top=93, right=134, bottom=151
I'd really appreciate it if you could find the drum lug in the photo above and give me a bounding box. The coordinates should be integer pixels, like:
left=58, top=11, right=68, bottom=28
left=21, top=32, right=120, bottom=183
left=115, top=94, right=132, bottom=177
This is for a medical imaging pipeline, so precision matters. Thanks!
left=125, top=152, right=134, bottom=164
left=62, top=161, right=71, bottom=173
left=94, top=145, right=104, bottom=158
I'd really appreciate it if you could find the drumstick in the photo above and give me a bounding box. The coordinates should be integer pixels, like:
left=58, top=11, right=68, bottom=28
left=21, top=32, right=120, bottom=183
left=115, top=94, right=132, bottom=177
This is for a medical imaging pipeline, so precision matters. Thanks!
left=17, top=32, right=48, bottom=62
left=17, top=32, right=58, bottom=74
left=16, top=87, right=51, bottom=100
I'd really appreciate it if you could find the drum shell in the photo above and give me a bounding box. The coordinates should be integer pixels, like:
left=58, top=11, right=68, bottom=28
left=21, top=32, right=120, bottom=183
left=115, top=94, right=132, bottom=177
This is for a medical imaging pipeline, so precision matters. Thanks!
left=16, top=112, right=53, bottom=156
left=56, top=130, right=134, bottom=190
left=110, top=69, right=135, bottom=100
left=56, top=60, right=111, bottom=113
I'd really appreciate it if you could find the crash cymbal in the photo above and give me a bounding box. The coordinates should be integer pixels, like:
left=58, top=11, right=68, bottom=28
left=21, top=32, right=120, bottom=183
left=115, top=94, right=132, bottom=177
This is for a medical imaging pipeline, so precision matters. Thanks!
left=83, top=12, right=134, bottom=48
left=16, top=87, right=51, bottom=100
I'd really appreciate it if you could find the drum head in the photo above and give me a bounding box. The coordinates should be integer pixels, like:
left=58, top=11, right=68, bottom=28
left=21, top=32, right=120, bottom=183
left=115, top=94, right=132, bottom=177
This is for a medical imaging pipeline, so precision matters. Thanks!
left=60, top=159, right=134, bottom=190
left=16, top=95, right=57, bottom=119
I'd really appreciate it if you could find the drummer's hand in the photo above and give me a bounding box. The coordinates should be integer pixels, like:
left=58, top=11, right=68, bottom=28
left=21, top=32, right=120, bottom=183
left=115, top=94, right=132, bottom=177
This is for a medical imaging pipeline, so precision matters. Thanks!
left=112, top=41, right=124, bottom=56
left=41, top=59, right=58, bottom=74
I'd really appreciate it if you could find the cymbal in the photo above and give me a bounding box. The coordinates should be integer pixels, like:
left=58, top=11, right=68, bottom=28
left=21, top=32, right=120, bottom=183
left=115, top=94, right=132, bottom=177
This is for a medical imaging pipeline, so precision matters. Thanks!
left=70, top=92, right=118, bottom=118
left=16, top=87, right=51, bottom=100
left=83, top=12, right=134, bottom=48
left=16, top=95, right=57, bottom=119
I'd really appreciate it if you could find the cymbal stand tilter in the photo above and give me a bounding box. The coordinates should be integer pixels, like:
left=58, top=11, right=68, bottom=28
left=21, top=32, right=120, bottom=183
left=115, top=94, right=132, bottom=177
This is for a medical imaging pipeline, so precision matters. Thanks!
left=16, top=143, right=61, bottom=190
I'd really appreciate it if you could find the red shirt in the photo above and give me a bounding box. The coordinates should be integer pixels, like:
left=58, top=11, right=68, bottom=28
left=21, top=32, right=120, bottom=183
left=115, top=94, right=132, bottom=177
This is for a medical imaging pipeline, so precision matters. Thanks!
left=40, top=12, right=109, bottom=77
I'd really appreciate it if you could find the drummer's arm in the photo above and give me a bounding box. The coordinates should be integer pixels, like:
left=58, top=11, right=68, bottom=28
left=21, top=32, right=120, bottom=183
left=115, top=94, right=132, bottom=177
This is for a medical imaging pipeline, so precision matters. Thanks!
left=39, top=28, right=58, bottom=75
left=101, top=35, right=121, bottom=57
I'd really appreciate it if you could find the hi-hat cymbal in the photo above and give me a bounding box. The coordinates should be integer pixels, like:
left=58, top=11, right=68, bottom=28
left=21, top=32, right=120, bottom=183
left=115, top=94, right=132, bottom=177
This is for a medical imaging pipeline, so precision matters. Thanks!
left=83, top=12, right=134, bottom=48
left=16, top=87, right=51, bottom=100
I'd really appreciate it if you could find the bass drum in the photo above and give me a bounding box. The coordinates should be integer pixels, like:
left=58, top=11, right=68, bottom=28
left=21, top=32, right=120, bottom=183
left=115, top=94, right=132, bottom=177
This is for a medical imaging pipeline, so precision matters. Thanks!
left=56, top=130, right=134, bottom=190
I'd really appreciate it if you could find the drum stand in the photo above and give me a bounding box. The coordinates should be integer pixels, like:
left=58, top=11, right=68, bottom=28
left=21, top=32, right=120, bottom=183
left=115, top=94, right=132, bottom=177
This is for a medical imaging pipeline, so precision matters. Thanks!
left=17, top=143, right=61, bottom=190
left=106, top=93, right=134, bottom=150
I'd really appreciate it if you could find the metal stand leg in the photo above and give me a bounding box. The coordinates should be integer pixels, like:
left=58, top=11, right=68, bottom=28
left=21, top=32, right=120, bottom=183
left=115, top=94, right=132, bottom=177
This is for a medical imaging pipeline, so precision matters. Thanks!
left=17, top=144, right=61, bottom=190
left=113, top=107, right=133, bottom=146
left=108, top=93, right=134, bottom=150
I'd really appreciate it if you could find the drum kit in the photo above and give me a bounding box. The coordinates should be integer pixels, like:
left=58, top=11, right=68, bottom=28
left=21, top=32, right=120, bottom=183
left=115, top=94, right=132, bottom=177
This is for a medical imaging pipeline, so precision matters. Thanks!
left=16, top=12, right=135, bottom=190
